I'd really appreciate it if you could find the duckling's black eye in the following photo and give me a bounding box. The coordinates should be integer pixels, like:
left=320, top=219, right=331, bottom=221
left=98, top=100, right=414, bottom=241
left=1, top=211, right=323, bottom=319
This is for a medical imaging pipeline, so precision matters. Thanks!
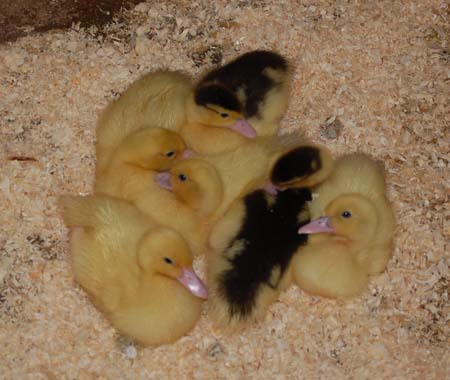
left=164, top=257, right=174, bottom=264
left=341, top=211, right=352, bottom=218
left=220, top=113, right=229, bottom=118
left=178, top=174, right=187, bottom=181
left=165, top=151, right=175, bottom=158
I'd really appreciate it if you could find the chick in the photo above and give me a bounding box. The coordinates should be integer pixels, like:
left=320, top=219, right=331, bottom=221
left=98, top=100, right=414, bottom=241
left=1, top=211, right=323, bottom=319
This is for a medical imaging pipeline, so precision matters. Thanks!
left=96, top=71, right=192, bottom=175
left=61, top=195, right=207, bottom=346
left=180, top=50, right=291, bottom=154
left=95, top=127, right=187, bottom=199
left=207, top=146, right=333, bottom=329
left=149, top=158, right=224, bottom=254
left=292, top=154, right=395, bottom=299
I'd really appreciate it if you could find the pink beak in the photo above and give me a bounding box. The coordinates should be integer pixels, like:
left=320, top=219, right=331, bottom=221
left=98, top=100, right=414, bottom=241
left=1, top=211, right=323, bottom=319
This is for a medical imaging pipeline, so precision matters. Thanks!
left=263, top=181, right=283, bottom=196
left=154, top=172, right=172, bottom=190
left=177, top=267, right=208, bottom=299
left=298, top=217, right=335, bottom=234
left=181, top=149, right=196, bottom=159
left=229, top=119, right=257, bottom=139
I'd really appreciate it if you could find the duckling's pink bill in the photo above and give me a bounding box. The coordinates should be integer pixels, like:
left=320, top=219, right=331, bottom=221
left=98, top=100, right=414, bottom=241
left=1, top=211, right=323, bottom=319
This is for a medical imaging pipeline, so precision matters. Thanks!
left=181, top=149, right=196, bottom=159
left=177, top=268, right=208, bottom=299
left=229, top=119, right=257, bottom=138
left=298, top=217, right=334, bottom=234
left=154, top=172, right=172, bottom=190
left=263, top=181, right=283, bottom=196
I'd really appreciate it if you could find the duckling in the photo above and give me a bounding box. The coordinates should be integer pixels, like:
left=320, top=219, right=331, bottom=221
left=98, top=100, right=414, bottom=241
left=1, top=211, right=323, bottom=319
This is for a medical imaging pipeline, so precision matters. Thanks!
left=292, top=154, right=395, bottom=299
left=96, top=71, right=192, bottom=175
left=95, top=127, right=187, bottom=199
left=179, top=50, right=291, bottom=154
left=60, top=195, right=207, bottom=346
left=148, top=158, right=224, bottom=255
left=207, top=146, right=333, bottom=329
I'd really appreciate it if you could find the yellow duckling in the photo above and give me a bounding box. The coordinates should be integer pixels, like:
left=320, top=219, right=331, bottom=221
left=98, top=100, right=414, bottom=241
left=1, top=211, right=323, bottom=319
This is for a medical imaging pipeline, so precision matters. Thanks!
left=292, top=154, right=395, bottom=299
left=95, top=127, right=187, bottom=199
left=61, top=195, right=207, bottom=346
left=96, top=71, right=192, bottom=175
left=146, top=158, right=224, bottom=255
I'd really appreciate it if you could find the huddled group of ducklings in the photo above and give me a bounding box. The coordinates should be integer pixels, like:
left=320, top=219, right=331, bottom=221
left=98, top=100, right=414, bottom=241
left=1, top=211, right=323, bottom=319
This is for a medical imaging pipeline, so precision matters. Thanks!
left=61, top=50, right=395, bottom=346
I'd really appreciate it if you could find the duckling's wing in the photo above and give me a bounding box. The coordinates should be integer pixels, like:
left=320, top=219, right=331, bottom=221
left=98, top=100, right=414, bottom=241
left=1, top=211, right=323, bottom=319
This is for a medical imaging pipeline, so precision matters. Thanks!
left=69, top=227, right=122, bottom=303
left=61, top=196, right=151, bottom=274
left=63, top=196, right=147, bottom=311
left=61, top=195, right=153, bottom=231
left=70, top=227, right=129, bottom=313
left=293, top=246, right=369, bottom=299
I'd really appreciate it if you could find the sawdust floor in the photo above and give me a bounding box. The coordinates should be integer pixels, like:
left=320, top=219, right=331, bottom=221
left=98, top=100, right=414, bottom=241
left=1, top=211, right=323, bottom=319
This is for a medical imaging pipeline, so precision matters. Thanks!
left=0, top=1, right=449, bottom=379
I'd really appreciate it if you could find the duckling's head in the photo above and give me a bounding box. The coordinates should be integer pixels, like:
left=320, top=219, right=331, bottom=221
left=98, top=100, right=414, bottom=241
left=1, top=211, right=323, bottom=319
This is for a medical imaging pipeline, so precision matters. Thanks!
left=115, top=128, right=186, bottom=171
left=298, top=194, right=378, bottom=246
left=137, top=228, right=208, bottom=299
left=155, top=158, right=223, bottom=216
left=187, top=84, right=257, bottom=138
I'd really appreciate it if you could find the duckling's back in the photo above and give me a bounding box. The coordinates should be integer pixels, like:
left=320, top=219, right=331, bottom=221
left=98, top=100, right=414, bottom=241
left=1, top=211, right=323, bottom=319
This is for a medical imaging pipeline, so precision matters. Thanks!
left=293, top=235, right=369, bottom=299
left=310, top=154, right=388, bottom=218
left=198, top=51, right=291, bottom=135
left=208, top=187, right=312, bottom=327
left=200, top=51, right=288, bottom=117
left=61, top=195, right=154, bottom=301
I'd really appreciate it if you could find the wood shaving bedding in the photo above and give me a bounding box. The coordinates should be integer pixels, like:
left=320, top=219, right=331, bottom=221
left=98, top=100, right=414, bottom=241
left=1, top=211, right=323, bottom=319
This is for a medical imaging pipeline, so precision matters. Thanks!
left=0, top=1, right=448, bottom=379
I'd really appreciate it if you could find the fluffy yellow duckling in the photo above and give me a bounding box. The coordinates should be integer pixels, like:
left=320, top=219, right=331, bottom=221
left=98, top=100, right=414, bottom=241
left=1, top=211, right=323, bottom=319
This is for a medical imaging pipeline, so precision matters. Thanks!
left=179, top=50, right=292, bottom=154
left=292, top=154, right=395, bottom=299
left=146, top=158, right=224, bottom=254
left=95, top=127, right=187, bottom=198
left=61, top=195, right=207, bottom=346
left=96, top=71, right=192, bottom=175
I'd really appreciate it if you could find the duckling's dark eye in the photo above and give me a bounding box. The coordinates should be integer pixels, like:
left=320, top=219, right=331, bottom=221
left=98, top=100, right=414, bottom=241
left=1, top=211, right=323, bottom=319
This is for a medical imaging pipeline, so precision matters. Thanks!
left=178, top=174, right=187, bottom=181
left=341, top=211, right=352, bottom=218
left=220, top=113, right=229, bottom=118
left=164, top=257, right=174, bottom=265
left=165, top=151, right=175, bottom=158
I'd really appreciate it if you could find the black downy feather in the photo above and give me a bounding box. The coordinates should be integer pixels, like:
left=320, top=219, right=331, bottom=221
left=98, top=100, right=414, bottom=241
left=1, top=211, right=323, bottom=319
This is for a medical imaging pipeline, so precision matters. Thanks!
left=196, top=50, right=289, bottom=118
left=218, top=188, right=311, bottom=319
left=271, top=146, right=323, bottom=185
